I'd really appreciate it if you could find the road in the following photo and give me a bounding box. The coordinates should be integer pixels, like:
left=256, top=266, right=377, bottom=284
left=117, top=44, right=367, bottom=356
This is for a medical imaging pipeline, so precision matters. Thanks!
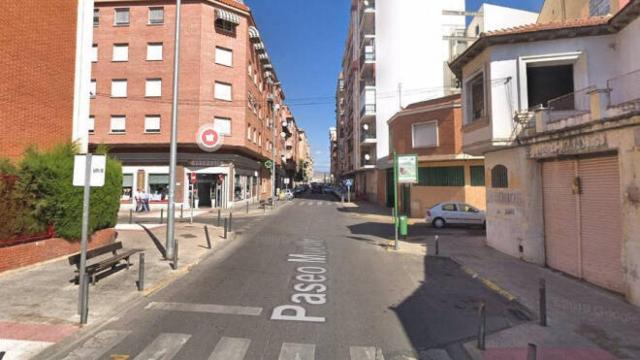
left=49, top=193, right=530, bottom=360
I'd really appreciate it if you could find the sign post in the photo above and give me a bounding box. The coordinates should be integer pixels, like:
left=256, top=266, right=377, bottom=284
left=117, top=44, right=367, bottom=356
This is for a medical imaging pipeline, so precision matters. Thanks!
left=190, top=172, right=197, bottom=224
left=73, top=153, right=106, bottom=324
left=345, top=179, right=353, bottom=203
left=394, top=154, right=418, bottom=251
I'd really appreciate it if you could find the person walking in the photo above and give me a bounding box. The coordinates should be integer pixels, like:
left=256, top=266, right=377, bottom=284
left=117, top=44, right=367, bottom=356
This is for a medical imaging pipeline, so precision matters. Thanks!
left=142, top=190, right=151, bottom=212
left=134, top=189, right=143, bottom=212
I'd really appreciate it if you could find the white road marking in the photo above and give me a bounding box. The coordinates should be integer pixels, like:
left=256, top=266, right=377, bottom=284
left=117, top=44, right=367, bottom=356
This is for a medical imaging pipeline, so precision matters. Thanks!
left=350, top=346, right=386, bottom=360
left=208, top=337, right=250, bottom=360
left=145, top=302, right=263, bottom=316
left=61, top=330, right=131, bottom=360
left=278, top=343, right=315, bottom=360
left=133, top=333, right=190, bottom=360
left=316, top=201, right=322, bottom=206
left=0, top=339, right=51, bottom=360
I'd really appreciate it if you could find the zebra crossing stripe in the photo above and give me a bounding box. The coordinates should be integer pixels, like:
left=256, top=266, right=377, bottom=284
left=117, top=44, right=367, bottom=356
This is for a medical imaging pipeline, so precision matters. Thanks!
left=61, top=330, right=131, bottom=360
left=278, top=342, right=315, bottom=360
left=349, top=346, right=384, bottom=360
left=133, top=333, right=190, bottom=360
left=208, top=337, right=250, bottom=360
left=145, top=302, right=262, bottom=316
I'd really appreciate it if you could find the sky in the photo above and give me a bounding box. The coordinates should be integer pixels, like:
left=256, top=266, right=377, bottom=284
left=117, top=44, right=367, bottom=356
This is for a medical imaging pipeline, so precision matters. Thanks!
left=247, top=0, right=545, bottom=172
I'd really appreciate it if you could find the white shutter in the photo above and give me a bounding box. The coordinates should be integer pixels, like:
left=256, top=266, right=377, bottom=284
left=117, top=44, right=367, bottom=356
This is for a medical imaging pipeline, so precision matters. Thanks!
left=215, top=47, right=233, bottom=66
left=147, top=43, right=163, bottom=61
left=215, top=82, right=232, bottom=101
left=90, top=80, right=97, bottom=97
left=88, top=116, right=95, bottom=133
left=111, top=80, right=127, bottom=97
left=91, top=44, right=98, bottom=62
left=412, top=121, right=438, bottom=148
left=145, top=79, right=162, bottom=97
left=148, top=7, right=164, bottom=24
left=115, top=9, right=129, bottom=25
left=145, top=116, right=161, bottom=132
left=214, top=117, right=231, bottom=135
left=110, top=116, right=126, bottom=132
left=112, top=44, right=128, bottom=61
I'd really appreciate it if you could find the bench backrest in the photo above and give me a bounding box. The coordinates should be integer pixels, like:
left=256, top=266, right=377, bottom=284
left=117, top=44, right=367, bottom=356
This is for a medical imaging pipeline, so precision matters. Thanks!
left=68, top=242, right=123, bottom=266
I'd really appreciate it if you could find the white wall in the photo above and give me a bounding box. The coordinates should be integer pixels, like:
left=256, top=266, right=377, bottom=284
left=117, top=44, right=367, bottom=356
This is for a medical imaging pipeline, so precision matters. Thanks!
left=467, top=4, right=538, bottom=38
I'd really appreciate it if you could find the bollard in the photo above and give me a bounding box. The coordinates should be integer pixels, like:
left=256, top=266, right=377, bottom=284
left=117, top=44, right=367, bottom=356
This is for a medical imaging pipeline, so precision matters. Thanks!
left=180, top=204, right=184, bottom=219
left=129, top=209, right=133, bottom=224
left=224, top=218, right=228, bottom=239
left=477, top=301, right=486, bottom=350
left=171, top=242, right=179, bottom=270
left=137, top=253, right=145, bottom=291
left=0, top=351, right=5, bottom=360
left=80, top=273, right=90, bottom=324
left=435, top=235, right=440, bottom=256
left=204, top=225, right=212, bottom=249
left=527, top=343, right=537, bottom=360
left=160, top=209, right=164, bottom=224
left=229, top=213, right=233, bottom=232
left=217, top=209, right=221, bottom=227
left=246, top=201, right=249, bottom=214
left=539, top=278, right=547, bottom=327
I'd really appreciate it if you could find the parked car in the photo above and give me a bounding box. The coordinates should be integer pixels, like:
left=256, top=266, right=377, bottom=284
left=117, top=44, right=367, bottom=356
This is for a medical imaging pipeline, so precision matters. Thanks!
left=425, top=202, right=486, bottom=228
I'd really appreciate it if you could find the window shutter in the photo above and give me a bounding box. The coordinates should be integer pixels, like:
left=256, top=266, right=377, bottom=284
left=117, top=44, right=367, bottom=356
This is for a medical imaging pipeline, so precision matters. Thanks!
left=215, top=82, right=232, bottom=101
left=145, top=116, right=161, bottom=132
left=412, top=122, right=438, bottom=148
left=145, top=79, right=162, bottom=97
left=147, top=43, right=163, bottom=60
left=111, top=116, right=126, bottom=132
left=215, top=47, right=233, bottom=66
left=214, top=117, right=231, bottom=135
left=112, top=44, right=128, bottom=61
left=111, top=80, right=127, bottom=97
left=149, top=7, right=164, bottom=24
left=115, top=9, right=130, bottom=24
left=418, top=167, right=465, bottom=187
left=470, top=166, right=485, bottom=186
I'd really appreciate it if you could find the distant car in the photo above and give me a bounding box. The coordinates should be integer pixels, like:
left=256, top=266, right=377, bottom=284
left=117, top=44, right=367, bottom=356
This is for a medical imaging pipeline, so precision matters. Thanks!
left=426, top=202, right=486, bottom=228
left=311, top=186, right=322, bottom=194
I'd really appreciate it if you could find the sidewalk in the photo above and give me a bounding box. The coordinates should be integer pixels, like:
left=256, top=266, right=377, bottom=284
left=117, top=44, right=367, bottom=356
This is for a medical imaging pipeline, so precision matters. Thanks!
left=349, top=200, right=640, bottom=360
left=0, top=221, right=233, bottom=360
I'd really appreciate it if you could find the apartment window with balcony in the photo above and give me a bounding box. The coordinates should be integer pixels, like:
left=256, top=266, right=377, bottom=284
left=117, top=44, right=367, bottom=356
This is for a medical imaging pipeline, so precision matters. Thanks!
left=466, top=72, right=485, bottom=123
left=114, top=8, right=130, bottom=26
left=214, top=82, right=232, bottom=101
left=526, top=64, right=574, bottom=109
left=110, top=116, right=126, bottom=133
left=145, top=79, right=162, bottom=97
left=111, top=79, right=127, bottom=98
left=147, top=43, right=163, bottom=61
left=412, top=121, right=438, bottom=149
left=148, top=7, right=164, bottom=24
left=145, top=115, right=161, bottom=133
left=88, top=116, right=95, bottom=134
left=91, top=44, right=98, bottom=62
left=112, top=44, right=128, bottom=62
left=90, top=79, right=96, bottom=98
left=214, top=117, right=231, bottom=136
left=215, top=47, right=233, bottom=67
left=93, top=9, right=99, bottom=26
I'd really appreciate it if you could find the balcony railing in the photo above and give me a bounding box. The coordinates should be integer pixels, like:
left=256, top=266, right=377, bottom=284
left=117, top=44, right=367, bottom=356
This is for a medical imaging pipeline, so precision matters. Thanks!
left=360, top=131, right=376, bottom=143
left=360, top=104, right=376, bottom=117
left=546, top=86, right=594, bottom=123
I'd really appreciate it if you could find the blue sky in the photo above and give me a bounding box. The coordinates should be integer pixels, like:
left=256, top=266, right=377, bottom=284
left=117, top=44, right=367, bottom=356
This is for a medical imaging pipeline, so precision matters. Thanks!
left=247, top=0, right=545, bottom=172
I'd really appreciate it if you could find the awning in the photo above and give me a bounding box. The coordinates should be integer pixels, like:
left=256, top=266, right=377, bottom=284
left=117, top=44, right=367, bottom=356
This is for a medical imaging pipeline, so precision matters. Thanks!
left=262, top=63, right=273, bottom=70
left=264, top=71, right=273, bottom=79
left=253, top=42, right=265, bottom=52
left=215, top=8, right=240, bottom=25
left=248, top=26, right=260, bottom=41
left=259, top=53, right=270, bottom=63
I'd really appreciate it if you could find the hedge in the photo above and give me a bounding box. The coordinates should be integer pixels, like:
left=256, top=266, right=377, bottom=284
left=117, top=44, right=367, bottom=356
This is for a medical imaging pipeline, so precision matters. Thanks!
left=0, top=143, right=122, bottom=241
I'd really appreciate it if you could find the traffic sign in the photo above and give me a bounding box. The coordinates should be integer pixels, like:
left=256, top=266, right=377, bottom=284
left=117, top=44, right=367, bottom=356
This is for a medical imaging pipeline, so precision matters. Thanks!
left=190, top=172, right=197, bottom=184
left=196, top=124, right=223, bottom=152
left=73, top=155, right=106, bottom=187
left=344, top=179, right=353, bottom=187
left=265, top=160, right=274, bottom=169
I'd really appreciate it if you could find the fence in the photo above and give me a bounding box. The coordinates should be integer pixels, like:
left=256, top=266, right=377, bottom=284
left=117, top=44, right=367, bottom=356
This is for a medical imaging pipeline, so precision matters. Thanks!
left=546, top=86, right=594, bottom=122
left=608, top=69, right=640, bottom=107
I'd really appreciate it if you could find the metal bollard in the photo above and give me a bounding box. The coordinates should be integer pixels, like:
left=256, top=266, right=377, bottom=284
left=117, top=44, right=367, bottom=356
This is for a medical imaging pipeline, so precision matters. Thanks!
left=204, top=225, right=212, bottom=249
left=129, top=209, right=133, bottom=224
left=137, top=253, right=145, bottom=291
left=224, top=218, right=228, bottom=239
left=180, top=204, right=184, bottom=219
left=435, top=235, right=440, bottom=256
left=229, top=213, right=233, bottom=232
left=171, top=242, right=179, bottom=270
left=217, top=209, right=221, bottom=227
left=539, top=278, right=547, bottom=327
left=527, top=343, right=537, bottom=360
left=246, top=201, right=249, bottom=214
left=477, top=301, right=486, bottom=350
left=0, top=351, right=5, bottom=360
left=160, top=209, right=164, bottom=224
left=80, top=273, right=90, bottom=324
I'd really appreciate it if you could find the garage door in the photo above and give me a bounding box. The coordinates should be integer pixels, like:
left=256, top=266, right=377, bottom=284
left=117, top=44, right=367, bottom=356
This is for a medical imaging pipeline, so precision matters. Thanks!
left=542, top=155, right=624, bottom=293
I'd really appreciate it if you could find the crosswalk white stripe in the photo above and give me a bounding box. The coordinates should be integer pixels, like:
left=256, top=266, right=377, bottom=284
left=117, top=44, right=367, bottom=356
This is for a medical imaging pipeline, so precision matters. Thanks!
left=207, top=337, right=251, bottom=360
left=349, top=346, right=384, bottom=360
left=145, top=302, right=262, bottom=316
left=133, top=333, right=190, bottom=360
left=61, top=330, right=131, bottom=360
left=278, top=342, right=315, bottom=360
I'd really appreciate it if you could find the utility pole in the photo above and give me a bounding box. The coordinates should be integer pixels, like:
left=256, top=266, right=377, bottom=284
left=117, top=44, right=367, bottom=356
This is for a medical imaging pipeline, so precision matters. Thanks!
left=271, top=99, right=277, bottom=199
left=166, top=0, right=182, bottom=261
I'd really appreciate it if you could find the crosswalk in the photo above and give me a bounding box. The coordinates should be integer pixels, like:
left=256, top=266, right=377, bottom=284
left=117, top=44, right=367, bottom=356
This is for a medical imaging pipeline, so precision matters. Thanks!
left=294, top=200, right=337, bottom=207
left=58, top=330, right=452, bottom=360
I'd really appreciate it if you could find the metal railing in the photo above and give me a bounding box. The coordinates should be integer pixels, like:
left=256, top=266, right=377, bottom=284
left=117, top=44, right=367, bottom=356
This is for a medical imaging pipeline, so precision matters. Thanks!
left=608, top=69, right=640, bottom=107
left=360, top=104, right=376, bottom=117
left=360, top=132, right=376, bottom=143
left=546, top=86, right=594, bottom=122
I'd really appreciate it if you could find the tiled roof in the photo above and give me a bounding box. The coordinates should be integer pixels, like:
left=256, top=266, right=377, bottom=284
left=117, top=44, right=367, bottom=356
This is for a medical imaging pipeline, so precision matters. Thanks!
left=217, top=0, right=249, bottom=12
left=483, top=16, right=611, bottom=37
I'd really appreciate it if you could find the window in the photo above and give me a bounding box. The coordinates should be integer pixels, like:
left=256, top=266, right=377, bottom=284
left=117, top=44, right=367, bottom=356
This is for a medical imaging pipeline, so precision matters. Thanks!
left=253, top=129, right=257, bottom=143
left=491, top=165, right=509, bottom=188
left=88, top=116, right=95, bottom=134
left=526, top=64, right=574, bottom=110
left=112, top=44, right=128, bottom=62
left=590, top=0, right=610, bottom=16
left=122, top=174, right=133, bottom=200
left=91, top=44, right=98, bottom=62
left=145, top=115, right=161, bottom=133
left=215, top=19, right=236, bottom=36
left=148, top=174, right=169, bottom=201
left=470, top=165, right=485, bottom=186
left=111, top=79, right=127, bottom=97
left=90, top=79, right=97, bottom=98
left=258, top=133, right=262, bottom=146
left=114, top=8, right=130, bottom=25
left=247, top=126, right=252, bottom=140
left=442, top=203, right=457, bottom=211
left=475, top=25, right=480, bottom=36
left=460, top=204, right=479, bottom=213
left=145, top=79, right=162, bottom=97
left=93, top=8, right=99, bottom=26
left=215, top=82, right=232, bottom=101
left=248, top=64, right=253, bottom=77
left=110, top=116, right=126, bottom=133
left=215, top=47, right=233, bottom=67
left=147, top=43, right=163, bottom=61
left=412, top=121, right=438, bottom=148
left=148, top=7, right=164, bottom=24
left=214, top=117, right=231, bottom=136
left=467, top=72, right=485, bottom=123
left=418, top=167, right=465, bottom=187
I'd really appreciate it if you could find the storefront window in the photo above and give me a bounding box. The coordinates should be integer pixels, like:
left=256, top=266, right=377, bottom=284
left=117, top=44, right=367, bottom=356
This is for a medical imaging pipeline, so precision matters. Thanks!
left=122, top=174, right=133, bottom=200
left=245, top=177, right=251, bottom=199
left=234, top=174, right=243, bottom=201
left=148, top=174, right=169, bottom=201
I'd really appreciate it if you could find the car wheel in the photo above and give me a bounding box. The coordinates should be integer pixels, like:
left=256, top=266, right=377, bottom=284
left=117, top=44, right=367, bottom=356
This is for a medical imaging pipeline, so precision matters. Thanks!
left=432, top=218, right=446, bottom=229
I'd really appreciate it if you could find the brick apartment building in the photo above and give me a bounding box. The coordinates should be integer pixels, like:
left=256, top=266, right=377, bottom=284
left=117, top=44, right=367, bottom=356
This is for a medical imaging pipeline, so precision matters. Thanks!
left=388, top=95, right=485, bottom=217
left=90, top=0, right=302, bottom=208
left=0, top=0, right=94, bottom=161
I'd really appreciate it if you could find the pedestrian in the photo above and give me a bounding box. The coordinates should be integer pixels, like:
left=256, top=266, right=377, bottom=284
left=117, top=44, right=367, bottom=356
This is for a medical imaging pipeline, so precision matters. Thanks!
left=134, top=189, right=143, bottom=212
left=143, top=190, right=151, bottom=212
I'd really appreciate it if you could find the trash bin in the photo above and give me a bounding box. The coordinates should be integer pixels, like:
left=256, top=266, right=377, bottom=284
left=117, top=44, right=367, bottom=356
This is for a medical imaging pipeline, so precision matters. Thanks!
left=399, top=215, right=408, bottom=237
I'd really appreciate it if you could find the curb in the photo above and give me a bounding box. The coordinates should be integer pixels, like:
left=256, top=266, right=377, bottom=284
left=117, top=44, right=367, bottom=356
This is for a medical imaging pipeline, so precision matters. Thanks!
left=450, top=256, right=518, bottom=302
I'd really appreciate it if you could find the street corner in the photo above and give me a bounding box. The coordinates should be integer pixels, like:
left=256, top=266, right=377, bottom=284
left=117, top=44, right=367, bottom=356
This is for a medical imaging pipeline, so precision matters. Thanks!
left=0, top=321, right=79, bottom=360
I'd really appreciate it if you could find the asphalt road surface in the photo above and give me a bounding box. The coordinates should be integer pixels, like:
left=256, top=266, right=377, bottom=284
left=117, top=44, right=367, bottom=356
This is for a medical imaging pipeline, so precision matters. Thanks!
left=48, top=193, right=530, bottom=360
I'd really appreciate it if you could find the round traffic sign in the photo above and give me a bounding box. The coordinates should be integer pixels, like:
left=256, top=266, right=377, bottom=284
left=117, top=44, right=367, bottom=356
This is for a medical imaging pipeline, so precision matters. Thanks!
left=196, top=124, right=223, bottom=152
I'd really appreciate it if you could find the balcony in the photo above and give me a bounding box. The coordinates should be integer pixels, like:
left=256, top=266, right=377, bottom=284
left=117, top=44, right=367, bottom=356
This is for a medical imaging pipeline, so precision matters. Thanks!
left=360, top=130, right=377, bottom=146
left=359, top=0, right=375, bottom=39
left=361, top=152, right=375, bottom=169
left=360, top=38, right=375, bottom=78
left=360, top=86, right=376, bottom=119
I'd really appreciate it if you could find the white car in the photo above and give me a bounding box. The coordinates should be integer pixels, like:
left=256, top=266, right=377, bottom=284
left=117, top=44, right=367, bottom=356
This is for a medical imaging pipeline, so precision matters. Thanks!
left=425, top=202, right=486, bottom=228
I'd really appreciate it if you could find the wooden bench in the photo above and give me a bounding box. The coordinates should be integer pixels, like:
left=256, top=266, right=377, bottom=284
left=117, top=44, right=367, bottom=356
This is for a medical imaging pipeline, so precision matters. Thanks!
left=68, top=242, right=142, bottom=285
